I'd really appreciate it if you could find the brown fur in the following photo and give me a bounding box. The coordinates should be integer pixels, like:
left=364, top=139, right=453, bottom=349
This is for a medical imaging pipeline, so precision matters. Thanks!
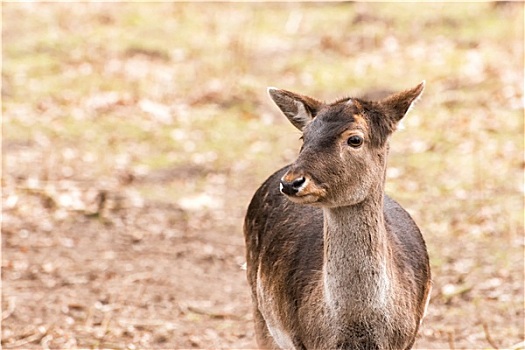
left=245, top=83, right=431, bottom=349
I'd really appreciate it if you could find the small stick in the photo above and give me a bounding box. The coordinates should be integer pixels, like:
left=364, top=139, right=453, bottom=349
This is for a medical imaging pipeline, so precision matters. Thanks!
left=186, top=305, right=241, bottom=320
left=510, top=340, right=525, bottom=349
left=2, top=297, right=16, bottom=320
left=6, top=327, right=47, bottom=349
left=482, top=322, right=499, bottom=349
left=447, top=330, right=456, bottom=350
left=84, top=306, right=94, bottom=328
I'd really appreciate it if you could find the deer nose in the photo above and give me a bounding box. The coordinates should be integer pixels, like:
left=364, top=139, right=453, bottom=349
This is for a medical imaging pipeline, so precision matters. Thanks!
left=280, top=176, right=306, bottom=195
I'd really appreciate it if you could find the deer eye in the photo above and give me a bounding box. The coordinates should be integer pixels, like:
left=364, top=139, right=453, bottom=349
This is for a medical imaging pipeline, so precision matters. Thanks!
left=347, top=135, right=363, bottom=148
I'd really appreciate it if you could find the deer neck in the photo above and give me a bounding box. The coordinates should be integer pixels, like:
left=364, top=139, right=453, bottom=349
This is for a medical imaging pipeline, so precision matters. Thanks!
left=321, top=183, right=391, bottom=316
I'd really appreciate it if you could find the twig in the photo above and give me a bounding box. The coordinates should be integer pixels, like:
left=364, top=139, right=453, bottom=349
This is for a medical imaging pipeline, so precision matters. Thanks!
left=482, top=322, right=499, bottom=349
left=2, top=297, right=16, bottom=320
left=40, top=334, right=54, bottom=350
left=123, top=271, right=152, bottom=284
left=117, top=318, right=171, bottom=328
left=185, top=305, right=242, bottom=320
left=15, top=186, right=57, bottom=207
left=447, top=330, right=456, bottom=350
left=84, top=306, right=94, bottom=328
left=510, top=340, right=525, bottom=349
left=5, top=327, right=48, bottom=349
left=99, top=307, right=114, bottom=339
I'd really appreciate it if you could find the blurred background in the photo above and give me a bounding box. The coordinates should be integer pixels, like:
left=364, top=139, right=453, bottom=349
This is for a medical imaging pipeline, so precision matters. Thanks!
left=2, top=2, right=523, bottom=349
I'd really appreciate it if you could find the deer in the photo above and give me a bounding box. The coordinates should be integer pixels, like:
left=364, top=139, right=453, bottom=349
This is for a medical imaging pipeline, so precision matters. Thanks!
left=243, top=82, right=432, bottom=350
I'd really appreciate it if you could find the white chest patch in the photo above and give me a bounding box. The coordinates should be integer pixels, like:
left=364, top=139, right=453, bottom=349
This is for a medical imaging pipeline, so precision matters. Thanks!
left=376, top=262, right=390, bottom=307
left=420, top=284, right=432, bottom=326
left=256, top=268, right=296, bottom=349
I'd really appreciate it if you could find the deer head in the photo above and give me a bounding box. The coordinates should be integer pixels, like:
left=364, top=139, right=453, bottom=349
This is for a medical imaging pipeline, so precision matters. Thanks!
left=268, top=82, right=425, bottom=208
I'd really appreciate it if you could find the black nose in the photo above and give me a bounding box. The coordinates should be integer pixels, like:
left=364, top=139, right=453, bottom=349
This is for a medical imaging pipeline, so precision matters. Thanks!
left=280, top=176, right=306, bottom=195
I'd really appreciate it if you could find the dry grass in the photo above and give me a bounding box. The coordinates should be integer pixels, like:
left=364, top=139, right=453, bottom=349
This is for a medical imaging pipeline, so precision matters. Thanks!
left=2, top=2, right=524, bottom=349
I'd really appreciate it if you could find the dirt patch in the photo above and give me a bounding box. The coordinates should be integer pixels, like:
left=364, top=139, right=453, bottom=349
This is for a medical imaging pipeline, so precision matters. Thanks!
left=2, top=180, right=255, bottom=349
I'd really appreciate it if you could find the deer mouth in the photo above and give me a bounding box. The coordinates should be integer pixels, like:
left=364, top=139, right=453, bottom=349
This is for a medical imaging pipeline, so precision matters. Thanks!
left=286, top=192, right=323, bottom=205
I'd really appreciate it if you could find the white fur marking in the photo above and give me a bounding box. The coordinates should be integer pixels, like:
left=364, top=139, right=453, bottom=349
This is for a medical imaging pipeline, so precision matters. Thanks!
left=404, top=80, right=425, bottom=118
left=346, top=98, right=354, bottom=106
left=256, top=267, right=296, bottom=349
left=294, top=101, right=312, bottom=125
left=376, top=261, right=390, bottom=307
left=268, top=325, right=295, bottom=350
left=420, top=285, right=432, bottom=325
left=323, top=276, right=333, bottom=307
left=296, top=177, right=308, bottom=194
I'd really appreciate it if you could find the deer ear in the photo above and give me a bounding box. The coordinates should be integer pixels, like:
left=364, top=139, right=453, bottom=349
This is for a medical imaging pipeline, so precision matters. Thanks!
left=380, top=81, right=425, bottom=123
left=268, top=87, right=322, bottom=131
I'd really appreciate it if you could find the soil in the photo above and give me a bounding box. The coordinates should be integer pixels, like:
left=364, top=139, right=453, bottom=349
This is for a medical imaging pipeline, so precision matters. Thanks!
left=2, top=165, right=523, bottom=349
left=2, top=174, right=257, bottom=349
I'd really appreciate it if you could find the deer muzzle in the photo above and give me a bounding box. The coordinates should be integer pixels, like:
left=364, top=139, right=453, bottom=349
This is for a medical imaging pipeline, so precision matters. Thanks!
left=280, top=171, right=327, bottom=204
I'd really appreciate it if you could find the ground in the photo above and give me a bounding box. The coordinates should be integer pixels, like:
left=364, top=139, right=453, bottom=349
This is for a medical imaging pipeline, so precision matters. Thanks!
left=2, top=2, right=524, bottom=349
